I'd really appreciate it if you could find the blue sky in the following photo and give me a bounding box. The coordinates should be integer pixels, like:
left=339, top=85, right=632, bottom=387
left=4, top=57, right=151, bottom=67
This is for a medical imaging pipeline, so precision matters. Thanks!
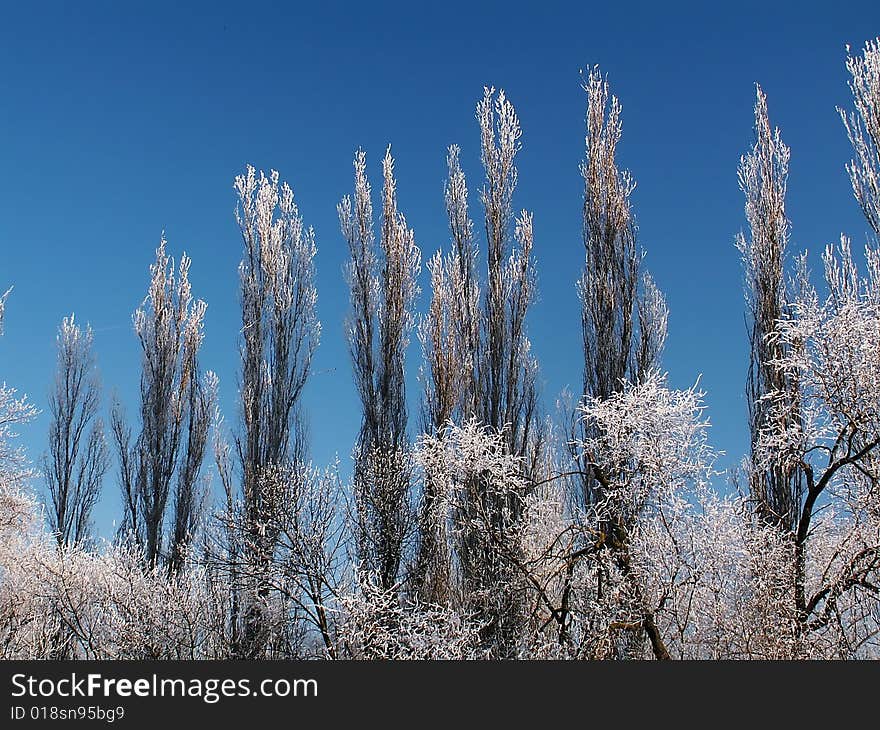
left=1, top=1, right=878, bottom=538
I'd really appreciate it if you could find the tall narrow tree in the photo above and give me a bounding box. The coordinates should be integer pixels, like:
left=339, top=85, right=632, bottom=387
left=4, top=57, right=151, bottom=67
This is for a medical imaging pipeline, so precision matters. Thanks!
left=574, top=68, right=668, bottom=659
left=577, top=67, right=668, bottom=510
left=340, top=147, right=421, bottom=592
left=841, top=38, right=880, bottom=240
left=231, top=165, right=320, bottom=657
left=474, top=88, right=540, bottom=466
left=112, top=236, right=214, bottom=569
left=415, top=145, right=481, bottom=603
left=737, top=85, right=804, bottom=531
left=44, top=315, right=109, bottom=547
left=417, top=89, right=543, bottom=654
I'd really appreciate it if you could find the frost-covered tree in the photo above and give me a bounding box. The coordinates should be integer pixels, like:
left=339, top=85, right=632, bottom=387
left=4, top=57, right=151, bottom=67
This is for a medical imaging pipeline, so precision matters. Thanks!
left=336, top=575, right=483, bottom=659
left=234, top=164, right=319, bottom=506
left=214, top=461, right=345, bottom=658
left=416, top=89, right=544, bottom=654
left=420, top=88, right=543, bottom=460
left=576, top=67, right=668, bottom=513
left=224, top=165, right=320, bottom=658
left=566, top=374, right=715, bottom=659
left=475, top=88, right=541, bottom=467
left=414, top=145, right=481, bottom=604
left=724, top=39, right=880, bottom=655
left=841, top=38, right=880, bottom=240
left=419, top=146, right=480, bottom=434
left=112, top=236, right=214, bottom=570
left=413, top=379, right=730, bottom=661
left=0, top=521, right=229, bottom=660
left=416, top=419, right=533, bottom=651
left=755, top=239, right=880, bottom=655
left=737, top=85, right=804, bottom=530
left=0, top=389, right=34, bottom=495
left=340, top=147, right=421, bottom=592
left=563, top=67, right=669, bottom=659
left=0, top=292, right=38, bottom=495
left=43, top=315, right=109, bottom=547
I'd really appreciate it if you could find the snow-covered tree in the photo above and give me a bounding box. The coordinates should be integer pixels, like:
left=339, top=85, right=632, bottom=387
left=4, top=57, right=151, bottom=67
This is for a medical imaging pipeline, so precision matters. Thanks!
left=336, top=574, right=483, bottom=659
left=841, top=38, right=880, bottom=240
left=575, top=67, right=668, bottom=514
left=111, top=236, right=214, bottom=570
left=416, top=88, right=545, bottom=655
left=0, top=291, right=38, bottom=494
left=563, top=374, right=714, bottom=658
left=414, top=145, right=481, bottom=604
left=227, top=164, right=320, bottom=658
left=753, top=239, right=880, bottom=655
left=737, top=85, right=805, bottom=530
left=474, top=88, right=542, bottom=469
left=44, top=315, right=109, bottom=547
left=580, top=68, right=667, bottom=404
left=340, top=147, right=421, bottom=592
left=213, top=461, right=345, bottom=658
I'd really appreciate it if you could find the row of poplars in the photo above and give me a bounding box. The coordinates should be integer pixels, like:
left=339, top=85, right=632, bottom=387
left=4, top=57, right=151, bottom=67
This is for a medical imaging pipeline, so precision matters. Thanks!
left=1, top=40, right=880, bottom=660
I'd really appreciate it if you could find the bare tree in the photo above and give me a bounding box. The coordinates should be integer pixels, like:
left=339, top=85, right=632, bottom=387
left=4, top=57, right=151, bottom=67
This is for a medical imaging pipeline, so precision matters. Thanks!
left=755, top=239, right=880, bottom=653
left=231, top=165, right=320, bottom=657
left=414, top=145, right=480, bottom=603
left=167, top=370, right=217, bottom=574
left=841, top=38, right=880, bottom=240
left=234, top=463, right=345, bottom=658
left=474, top=88, right=541, bottom=466
left=43, top=315, right=109, bottom=547
left=569, top=67, right=669, bottom=659
left=0, top=289, right=39, bottom=493
left=737, top=85, right=804, bottom=531
left=576, top=67, right=668, bottom=506
left=416, top=89, right=544, bottom=654
left=419, top=146, right=480, bottom=434
left=339, top=147, right=421, bottom=592
left=113, top=236, right=213, bottom=570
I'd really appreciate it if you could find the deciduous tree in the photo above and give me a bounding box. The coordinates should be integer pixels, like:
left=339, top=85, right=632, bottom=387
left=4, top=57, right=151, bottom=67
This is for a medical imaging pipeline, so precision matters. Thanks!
left=340, top=147, right=420, bottom=592
left=44, top=315, right=109, bottom=547
left=112, top=237, right=214, bottom=570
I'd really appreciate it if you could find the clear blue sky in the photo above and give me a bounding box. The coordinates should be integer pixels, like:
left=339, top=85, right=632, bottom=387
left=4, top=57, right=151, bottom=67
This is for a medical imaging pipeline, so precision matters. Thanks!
left=1, top=1, right=878, bottom=538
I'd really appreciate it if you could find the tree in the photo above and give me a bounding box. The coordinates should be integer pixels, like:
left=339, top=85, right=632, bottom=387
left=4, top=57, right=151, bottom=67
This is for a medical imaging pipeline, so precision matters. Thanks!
left=225, top=462, right=345, bottom=658
left=567, top=373, right=715, bottom=659
left=737, top=85, right=805, bottom=531
left=112, top=236, right=214, bottom=570
left=43, top=315, right=109, bottom=547
left=576, top=67, right=668, bottom=512
left=414, top=144, right=481, bottom=603
left=416, top=418, right=536, bottom=654
left=565, top=67, right=669, bottom=659
left=340, top=146, right=421, bottom=592
left=731, top=38, right=880, bottom=657
left=841, top=38, right=880, bottom=240
left=419, top=146, right=480, bottom=435
left=474, top=88, right=541, bottom=467
left=336, top=575, right=483, bottom=659
left=0, top=290, right=38, bottom=494
left=228, top=164, right=320, bottom=657
left=415, top=88, right=544, bottom=654
left=755, top=239, right=880, bottom=655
